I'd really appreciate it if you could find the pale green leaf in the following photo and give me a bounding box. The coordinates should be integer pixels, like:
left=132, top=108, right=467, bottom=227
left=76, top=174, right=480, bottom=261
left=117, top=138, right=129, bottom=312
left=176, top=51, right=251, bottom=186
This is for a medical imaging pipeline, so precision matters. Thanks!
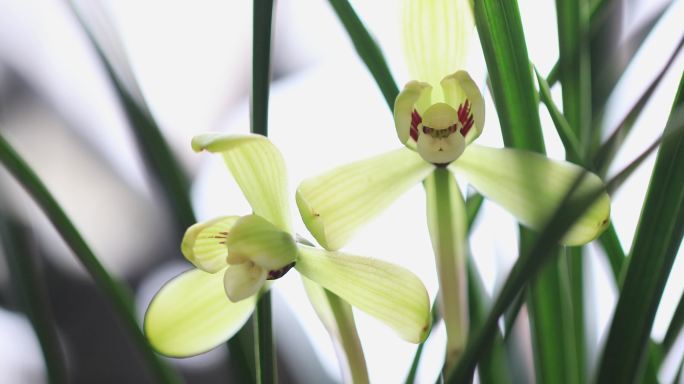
left=181, top=216, right=239, bottom=273
left=144, top=268, right=256, bottom=357
left=295, top=245, right=431, bottom=343
left=450, top=145, right=610, bottom=245
left=192, top=133, right=291, bottom=233
left=226, top=214, right=297, bottom=271
left=297, top=148, right=434, bottom=250
left=402, top=0, right=475, bottom=96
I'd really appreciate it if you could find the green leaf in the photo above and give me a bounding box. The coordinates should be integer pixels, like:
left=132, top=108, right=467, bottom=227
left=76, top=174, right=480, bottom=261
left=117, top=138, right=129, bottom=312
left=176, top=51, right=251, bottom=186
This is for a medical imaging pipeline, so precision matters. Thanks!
left=0, top=133, right=179, bottom=383
left=450, top=145, right=611, bottom=246
left=662, top=291, right=684, bottom=356
left=68, top=2, right=195, bottom=230
left=296, top=148, right=434, bottom=250
left=401, top=0, right=475, bottom=93
left=295, top=245, right=431, bottom=343
left=181, top=216, right=240, bottom=273
left=145, top=268, right=257, bottom=357
left=596, top=76, right=684, bottom=383
left=192, top=134, right=291, bottom=234
left=327, top=0, right=399, bottom=111
left=592, top=35, right=684, bottom=175
left=301, top=277, right=369, bottom=384
left=597, top=222, right=626, bottom=281
left=534, top=68, right=582, bottom=162
left=424, top=168, right=468, bottom=369
left=0, top=214, right=68, bottom=384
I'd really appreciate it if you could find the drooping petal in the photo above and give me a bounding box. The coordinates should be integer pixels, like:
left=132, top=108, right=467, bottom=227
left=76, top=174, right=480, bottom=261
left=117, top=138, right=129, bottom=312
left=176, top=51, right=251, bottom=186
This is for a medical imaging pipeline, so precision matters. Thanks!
left=440, top=71, right=485, bottom=144
left=181, top=216, right=240, bottom=273
left=450, top=145, right=611, bottom=245
left=192, top=133, right=291, bottom=233
left=223, top=262, right=267, bottom=302
left=423, top=168, right=468, bottom=367
left=295, top=245, right=431, bottom=343
left=296, top=148, right=435, bottom=250
left=225, top=214, right=297, bottom=270
left=402, top=0, right=475, bottom=94
left=394, top=81, right=432, bottom=146
left=144, top=268, right=256, bottom=357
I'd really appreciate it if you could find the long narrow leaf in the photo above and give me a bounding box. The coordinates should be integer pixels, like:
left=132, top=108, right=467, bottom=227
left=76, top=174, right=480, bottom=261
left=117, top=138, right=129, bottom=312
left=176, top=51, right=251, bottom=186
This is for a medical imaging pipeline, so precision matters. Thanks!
left=663, top=293, right=684, bottom=356
left=596, top=75, right=684, bottom=383
left=68, top=2, right=195, bottom=230
left=327, top=0, right=399, bottom=111
left=447, top=106, right=684, bottom=383
left=0, top=133, right=179, bottom=383
left=0, top=215, right=68, bottom=384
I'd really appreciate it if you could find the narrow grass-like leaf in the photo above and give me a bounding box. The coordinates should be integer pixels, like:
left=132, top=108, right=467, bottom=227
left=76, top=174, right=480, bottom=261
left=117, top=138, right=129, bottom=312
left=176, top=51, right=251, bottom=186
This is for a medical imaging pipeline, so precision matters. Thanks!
left=68, top=2, right=195, bottom=230
left=327, top=0, right=399, bottom=111
left=0, top=133, right=179, bottom=383
left=535, top=68, right=582, bottom=162
left=593, top=34, right=684, bottom=175
left=446, top=110, right=682, bottom=383
left=592, top=0, right=675, bottom=111
left=596, top=77, right=684, bottom=383
left=252, top=1, right=277, bottom=382
left=597, top=222, right=625, bottom=281
left=662, top=292, right=684, bottom=356
left=0, top=215, right=68, bottom=384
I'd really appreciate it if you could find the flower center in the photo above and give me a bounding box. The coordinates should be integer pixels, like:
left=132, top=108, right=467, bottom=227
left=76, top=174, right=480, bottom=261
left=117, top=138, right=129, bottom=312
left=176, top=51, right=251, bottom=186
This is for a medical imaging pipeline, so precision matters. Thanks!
left=412, top=101, right=473, bottom=165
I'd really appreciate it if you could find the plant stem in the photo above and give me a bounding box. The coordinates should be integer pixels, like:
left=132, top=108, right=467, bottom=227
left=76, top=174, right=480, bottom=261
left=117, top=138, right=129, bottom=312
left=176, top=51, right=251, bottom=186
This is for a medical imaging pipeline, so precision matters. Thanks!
left=254, top=291, right=276, bottom=384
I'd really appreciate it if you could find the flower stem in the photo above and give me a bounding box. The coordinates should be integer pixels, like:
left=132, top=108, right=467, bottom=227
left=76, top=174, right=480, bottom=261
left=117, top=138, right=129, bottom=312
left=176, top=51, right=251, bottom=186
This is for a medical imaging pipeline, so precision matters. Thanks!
left=324, top=290, right=369, bottom=384
left=254, top=291, right=276, bottom=384
left=424, top=168, right=468, bottom=372
left=0, top=133, right=179, bottom=384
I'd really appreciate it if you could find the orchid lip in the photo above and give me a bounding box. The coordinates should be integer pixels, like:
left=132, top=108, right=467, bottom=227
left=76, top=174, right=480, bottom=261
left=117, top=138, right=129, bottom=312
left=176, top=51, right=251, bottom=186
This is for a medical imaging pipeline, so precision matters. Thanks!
left=267, top=261, right=296, bottom=280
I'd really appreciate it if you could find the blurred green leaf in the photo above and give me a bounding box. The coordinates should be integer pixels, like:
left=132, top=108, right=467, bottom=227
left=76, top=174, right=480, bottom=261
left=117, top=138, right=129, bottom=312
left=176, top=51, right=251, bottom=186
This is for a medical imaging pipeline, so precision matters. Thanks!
left=0, top=214, right=68, bottom=384
left=327, top=0, right=399, bottom=111
left=597, top=223, right=626, bottom=281
left=68, top=3, right=195, bottom=231
left=593, top=35, right=684, bottom=176
left=596, top=75, right=684, bottom=383
left=663, top=292, right=684, bottom=356
left=0, top=133, right=179, bottom=384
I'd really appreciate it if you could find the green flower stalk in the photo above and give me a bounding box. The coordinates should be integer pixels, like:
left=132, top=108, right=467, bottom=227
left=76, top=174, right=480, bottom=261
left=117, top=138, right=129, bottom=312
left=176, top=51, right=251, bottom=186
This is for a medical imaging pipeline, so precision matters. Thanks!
left=144, top=134, right=431, bottom=366
left=296, top=0, right=611, bottom=371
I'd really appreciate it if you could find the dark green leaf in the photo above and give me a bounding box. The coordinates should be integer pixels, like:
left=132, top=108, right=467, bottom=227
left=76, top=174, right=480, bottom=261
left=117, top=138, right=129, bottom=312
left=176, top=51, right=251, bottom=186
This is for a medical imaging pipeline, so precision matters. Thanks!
left=327, top=0, right=399, bottom=111
left=68, top=3, right=195, bottom=231
left=0, top=133, right=179, bottom=384
left=596, top=75, right=684, bottom=383
left=662, top=291, right=684, bottom=356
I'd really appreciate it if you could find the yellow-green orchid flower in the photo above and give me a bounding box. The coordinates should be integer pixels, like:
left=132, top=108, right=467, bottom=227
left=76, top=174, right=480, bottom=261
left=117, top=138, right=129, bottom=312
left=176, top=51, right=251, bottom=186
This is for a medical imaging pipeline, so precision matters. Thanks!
left=144, top=133, right=431, bottom=358
left=296, top=0, right=610, bottom=368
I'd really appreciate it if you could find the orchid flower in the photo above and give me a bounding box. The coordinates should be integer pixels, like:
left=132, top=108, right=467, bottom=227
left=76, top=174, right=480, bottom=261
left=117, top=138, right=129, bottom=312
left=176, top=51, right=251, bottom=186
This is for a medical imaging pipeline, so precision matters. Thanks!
left=143, top=133, right=431, bottom=358
left=296, top=0, right=610, bottom=368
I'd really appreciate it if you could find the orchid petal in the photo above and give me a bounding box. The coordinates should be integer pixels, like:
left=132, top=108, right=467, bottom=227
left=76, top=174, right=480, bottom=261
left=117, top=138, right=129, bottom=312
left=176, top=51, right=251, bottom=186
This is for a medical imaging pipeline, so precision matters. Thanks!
left=192, top=133, right=291, bottom=233
left=226, top=214, right=297, bottom=271
left=181, top=216, right=239, bottom=273
left=450, top=145, right=611, bottom=245
left=144, top=269, right=256, bottom=357
left=394, top=81, right=432, bottom=146
left=296, top=148, right=435, bottom=250
left=223, top=262, right=267, bottom=302
left=440, top=71, right=485, bottom=144
left=295, top=245, right=431, bottom=343
left=402, top=0, right=475, bottom=94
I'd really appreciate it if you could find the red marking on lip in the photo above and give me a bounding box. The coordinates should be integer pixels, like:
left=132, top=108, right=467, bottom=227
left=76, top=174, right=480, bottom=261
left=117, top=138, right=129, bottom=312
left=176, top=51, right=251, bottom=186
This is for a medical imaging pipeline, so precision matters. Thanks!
left=458, top=100, right=475, bottom=137
left=410, top=109, right=421, bottom=141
